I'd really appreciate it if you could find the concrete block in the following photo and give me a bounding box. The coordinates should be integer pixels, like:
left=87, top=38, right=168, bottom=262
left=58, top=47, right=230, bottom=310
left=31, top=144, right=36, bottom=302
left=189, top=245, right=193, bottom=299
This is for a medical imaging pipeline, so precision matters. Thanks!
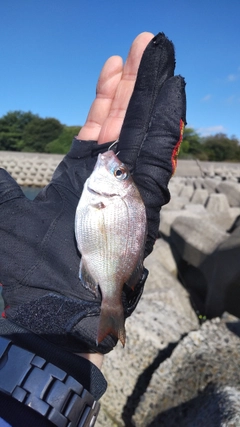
left=186, top=177, right=195, bottom=186
left=228, top=209, right=240, bottom=230
left=217, top=181, right=240, bottom=207
left=133, top=318, right=240, bottom=426
left=202, top=178, right=219, bottom=194
left=168, top=180, right=185, bottom=196
left=179, top=184, right=194, bottom=200
left=183, top=204, right=208, bottom=214
left=208, top=211, right=239, bottom=232
left=145, top=238, right=177, bottom=277
left=191, top=188, right=209, bottom=204
left=193, top=177, right=205, bottom=189
left=201, top=225, right=240, bottom=318
left=170, top=216, right=228, bottom=267
left=205, top=193, right=230, bottom=212
left=163, top=196, right=189, bottom=211
left=159, top=210, right=201, bottom=237
left=148, top=385, right=240, bottom=426
left=174, top=160, right=202, bottom=177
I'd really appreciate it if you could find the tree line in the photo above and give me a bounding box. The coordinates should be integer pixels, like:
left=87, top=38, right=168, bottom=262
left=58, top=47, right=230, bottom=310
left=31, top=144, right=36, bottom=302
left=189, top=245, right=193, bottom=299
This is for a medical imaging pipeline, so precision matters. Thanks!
left=0, top=110, right=240, bottom=161
left=180, top=127, right=240, bottom=162
left=0, top=111, right=80, bottom=154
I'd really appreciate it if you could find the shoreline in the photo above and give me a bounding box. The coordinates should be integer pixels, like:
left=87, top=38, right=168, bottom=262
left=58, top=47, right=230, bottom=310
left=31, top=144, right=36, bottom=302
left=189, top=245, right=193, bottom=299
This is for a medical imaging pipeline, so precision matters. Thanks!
left=1, top=151, right=240, bottom=187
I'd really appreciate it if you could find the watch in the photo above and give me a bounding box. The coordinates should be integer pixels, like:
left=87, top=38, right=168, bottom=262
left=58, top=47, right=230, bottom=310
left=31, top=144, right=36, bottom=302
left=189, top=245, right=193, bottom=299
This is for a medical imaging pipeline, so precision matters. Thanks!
left=0, top=336, right=100, bottom=427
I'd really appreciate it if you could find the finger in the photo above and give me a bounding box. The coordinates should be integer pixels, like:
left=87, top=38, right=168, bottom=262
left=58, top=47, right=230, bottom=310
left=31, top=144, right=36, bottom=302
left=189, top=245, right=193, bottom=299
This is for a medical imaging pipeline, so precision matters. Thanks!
left=98, top=32, right=154, bottom=144
left=118, top=32, right=177, bottom=169
left=77, top=56, right=123, bottom=141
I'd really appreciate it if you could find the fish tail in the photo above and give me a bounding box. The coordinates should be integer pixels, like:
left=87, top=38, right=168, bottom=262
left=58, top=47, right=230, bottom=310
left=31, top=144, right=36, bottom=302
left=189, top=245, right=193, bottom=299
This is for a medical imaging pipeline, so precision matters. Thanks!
left=97, top=302, right=126, bottom=347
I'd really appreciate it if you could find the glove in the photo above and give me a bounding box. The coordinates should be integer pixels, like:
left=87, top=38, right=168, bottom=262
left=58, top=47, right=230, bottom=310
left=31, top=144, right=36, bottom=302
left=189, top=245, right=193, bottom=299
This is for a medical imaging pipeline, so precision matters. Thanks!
left=0, top=32, right=186, bottom=354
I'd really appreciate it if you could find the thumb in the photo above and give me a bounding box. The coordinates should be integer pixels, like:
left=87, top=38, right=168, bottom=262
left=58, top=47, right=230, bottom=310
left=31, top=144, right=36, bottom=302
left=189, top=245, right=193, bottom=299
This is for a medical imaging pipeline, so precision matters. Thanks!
left=0, top=168, right=25, bottom=204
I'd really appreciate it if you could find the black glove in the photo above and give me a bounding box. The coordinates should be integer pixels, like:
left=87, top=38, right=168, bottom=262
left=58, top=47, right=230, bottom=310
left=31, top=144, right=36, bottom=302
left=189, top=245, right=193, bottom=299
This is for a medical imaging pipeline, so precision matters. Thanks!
left=0, top=32, right=186, bottom=354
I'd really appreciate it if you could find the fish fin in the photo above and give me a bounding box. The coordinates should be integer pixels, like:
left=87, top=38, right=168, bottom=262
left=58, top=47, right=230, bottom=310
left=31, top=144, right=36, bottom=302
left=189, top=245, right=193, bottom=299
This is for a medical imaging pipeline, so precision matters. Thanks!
left=96, top=302, right=126, bottom=347
left=79, top=259, right=98, bottom=296
left=126, top=259, right=144, bottom=290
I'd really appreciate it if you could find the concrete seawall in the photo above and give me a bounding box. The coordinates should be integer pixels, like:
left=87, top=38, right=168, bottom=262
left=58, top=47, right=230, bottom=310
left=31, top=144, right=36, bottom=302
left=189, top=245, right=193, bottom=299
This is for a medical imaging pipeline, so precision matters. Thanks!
left=1, top=151, right=240, bottom=185
left=0, top=151, right=64, bottom=187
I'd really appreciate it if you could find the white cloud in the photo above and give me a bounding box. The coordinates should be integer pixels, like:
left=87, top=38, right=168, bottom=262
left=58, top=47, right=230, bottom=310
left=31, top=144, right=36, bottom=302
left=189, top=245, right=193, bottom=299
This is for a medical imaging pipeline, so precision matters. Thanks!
left=227, top=73, right=238, bottom=82
left=225, top=95, right=236, bottom=104
left=197, top=125, right=227, bottom=137
left=201, top=94, right=212, bottom=102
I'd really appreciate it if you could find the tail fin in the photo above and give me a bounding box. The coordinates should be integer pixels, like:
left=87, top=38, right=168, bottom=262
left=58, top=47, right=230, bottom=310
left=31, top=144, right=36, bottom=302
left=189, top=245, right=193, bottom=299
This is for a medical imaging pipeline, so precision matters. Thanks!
left=97, top=302, right=126, bottom=347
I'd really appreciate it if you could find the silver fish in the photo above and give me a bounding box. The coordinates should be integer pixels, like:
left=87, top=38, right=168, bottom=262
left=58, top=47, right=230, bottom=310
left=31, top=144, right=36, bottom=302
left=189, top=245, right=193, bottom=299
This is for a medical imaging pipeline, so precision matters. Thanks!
left=75, top=150, right=146, bottom=346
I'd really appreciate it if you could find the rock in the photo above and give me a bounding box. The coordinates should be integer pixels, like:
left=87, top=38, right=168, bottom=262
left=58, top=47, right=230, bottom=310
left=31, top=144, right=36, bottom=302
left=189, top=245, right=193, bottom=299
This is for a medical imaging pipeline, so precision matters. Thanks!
left=132, top=317, right=240, bottom=426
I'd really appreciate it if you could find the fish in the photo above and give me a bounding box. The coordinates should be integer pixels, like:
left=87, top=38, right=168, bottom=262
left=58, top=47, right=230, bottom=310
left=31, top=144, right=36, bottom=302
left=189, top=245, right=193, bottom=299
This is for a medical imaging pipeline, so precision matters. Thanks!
left=75, top=150, right=147, bottom=346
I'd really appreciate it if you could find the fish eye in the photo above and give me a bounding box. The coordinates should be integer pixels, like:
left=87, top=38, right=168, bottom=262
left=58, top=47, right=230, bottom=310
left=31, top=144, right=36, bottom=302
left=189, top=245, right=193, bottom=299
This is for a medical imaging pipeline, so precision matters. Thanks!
left=114, top=166, right=128, bottom=180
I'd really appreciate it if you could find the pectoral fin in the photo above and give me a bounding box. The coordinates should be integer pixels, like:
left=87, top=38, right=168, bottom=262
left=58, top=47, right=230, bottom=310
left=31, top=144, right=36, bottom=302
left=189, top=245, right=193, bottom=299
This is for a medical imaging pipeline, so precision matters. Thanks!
left=126, top=259, right=144, bottom=290
left=79, top=259, right=98, bottom=296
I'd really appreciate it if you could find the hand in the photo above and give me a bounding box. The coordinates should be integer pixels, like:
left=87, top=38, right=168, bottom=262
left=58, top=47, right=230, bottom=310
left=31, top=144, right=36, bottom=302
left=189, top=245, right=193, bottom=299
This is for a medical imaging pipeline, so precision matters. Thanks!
left=78, top=32, right=154, bottom=144
left=80, top=31, right=186, bottom=257
left=0, top=32, right=186, bottom=357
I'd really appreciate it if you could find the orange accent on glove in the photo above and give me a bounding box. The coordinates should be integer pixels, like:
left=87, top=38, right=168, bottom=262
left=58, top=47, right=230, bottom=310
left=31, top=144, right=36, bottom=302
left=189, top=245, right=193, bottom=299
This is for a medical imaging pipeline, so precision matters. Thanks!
left=171, top=119, right=185, bottom=175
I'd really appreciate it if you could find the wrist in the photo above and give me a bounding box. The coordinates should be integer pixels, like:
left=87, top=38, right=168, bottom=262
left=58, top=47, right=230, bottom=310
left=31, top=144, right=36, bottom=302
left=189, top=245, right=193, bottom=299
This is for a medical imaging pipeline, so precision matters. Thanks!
left=0, top=336, right=101, bottom=426
left=0, top=319, right=107, bottom=400
left=78, top=352, right=104, bottom=370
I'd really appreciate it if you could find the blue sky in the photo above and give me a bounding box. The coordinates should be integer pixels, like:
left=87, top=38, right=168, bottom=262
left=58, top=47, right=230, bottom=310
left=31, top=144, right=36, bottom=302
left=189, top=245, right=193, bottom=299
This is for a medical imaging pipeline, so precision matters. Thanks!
left=1, top=0, right=240, bottom=139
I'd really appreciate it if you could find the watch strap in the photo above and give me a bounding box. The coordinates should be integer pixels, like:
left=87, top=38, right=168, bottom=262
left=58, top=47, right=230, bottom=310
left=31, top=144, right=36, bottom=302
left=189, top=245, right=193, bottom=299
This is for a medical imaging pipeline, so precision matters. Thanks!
left=0, top=336, right=100, bottom=427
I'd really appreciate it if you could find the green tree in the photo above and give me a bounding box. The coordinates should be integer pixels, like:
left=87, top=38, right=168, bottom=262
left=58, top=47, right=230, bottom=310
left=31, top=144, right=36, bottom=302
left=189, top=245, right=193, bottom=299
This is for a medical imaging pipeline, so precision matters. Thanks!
left=22, top=117, right=64, bottom=152
left=202, top=134, right=240, bottom=161
left=45, top=126, right=81, bottom=154
left=0, top=111, right=37, bottom=151
left=179, top=127, right=207, bottom=159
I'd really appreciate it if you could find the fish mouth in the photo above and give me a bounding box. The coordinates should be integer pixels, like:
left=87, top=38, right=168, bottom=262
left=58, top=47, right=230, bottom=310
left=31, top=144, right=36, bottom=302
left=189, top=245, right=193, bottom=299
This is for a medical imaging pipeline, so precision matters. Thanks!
left=87, top=186, right=118, bottom=198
